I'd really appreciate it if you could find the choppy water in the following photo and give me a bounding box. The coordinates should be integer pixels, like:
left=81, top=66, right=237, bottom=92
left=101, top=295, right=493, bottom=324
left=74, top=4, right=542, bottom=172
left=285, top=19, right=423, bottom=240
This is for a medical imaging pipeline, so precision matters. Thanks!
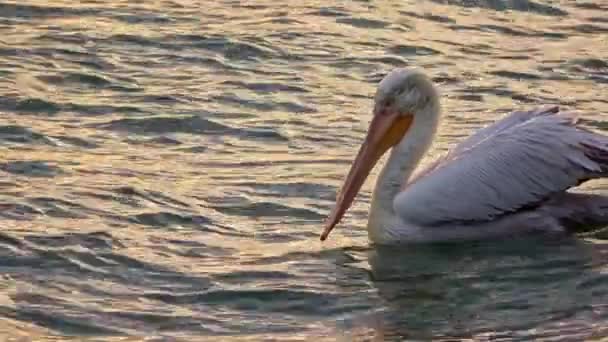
left=1, top=0, right=607, bottom=340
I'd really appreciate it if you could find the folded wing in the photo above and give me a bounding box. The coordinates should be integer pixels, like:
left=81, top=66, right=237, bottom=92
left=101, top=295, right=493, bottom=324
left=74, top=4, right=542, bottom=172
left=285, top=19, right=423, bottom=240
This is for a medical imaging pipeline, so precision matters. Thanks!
left=394, top=107, right=608, bottom=226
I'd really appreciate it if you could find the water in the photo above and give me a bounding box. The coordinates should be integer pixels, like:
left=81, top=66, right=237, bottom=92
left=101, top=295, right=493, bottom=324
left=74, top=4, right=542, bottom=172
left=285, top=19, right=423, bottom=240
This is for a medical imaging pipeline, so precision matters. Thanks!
left=0, top=0, right=607, bottom=340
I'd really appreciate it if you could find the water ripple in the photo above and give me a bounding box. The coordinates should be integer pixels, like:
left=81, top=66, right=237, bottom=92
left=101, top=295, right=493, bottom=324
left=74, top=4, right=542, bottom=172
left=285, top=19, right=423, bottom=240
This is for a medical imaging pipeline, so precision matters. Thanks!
left=0, top=0, right=607, bottom=340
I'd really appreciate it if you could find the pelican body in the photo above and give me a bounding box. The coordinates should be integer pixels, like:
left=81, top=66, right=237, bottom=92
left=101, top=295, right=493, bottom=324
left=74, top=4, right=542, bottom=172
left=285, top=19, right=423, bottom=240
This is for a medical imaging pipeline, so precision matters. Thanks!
left=322, top=68, right=608, bottom=244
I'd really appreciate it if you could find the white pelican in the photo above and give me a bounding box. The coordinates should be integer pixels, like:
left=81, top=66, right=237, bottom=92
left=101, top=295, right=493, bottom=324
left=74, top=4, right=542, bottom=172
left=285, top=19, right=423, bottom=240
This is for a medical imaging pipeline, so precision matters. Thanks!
left=321, top=68, right=608, bottom=244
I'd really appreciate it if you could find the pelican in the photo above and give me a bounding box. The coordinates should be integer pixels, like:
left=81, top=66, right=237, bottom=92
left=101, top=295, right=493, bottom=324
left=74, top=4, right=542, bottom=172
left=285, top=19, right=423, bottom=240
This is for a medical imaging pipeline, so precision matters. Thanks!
left=321, top=68, right=608, bottom=244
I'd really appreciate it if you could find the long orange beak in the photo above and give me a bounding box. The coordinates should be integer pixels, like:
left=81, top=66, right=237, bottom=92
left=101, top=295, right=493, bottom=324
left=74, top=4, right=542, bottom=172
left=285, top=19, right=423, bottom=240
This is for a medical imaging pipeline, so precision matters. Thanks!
left=320, top=111, right=413, bottom=241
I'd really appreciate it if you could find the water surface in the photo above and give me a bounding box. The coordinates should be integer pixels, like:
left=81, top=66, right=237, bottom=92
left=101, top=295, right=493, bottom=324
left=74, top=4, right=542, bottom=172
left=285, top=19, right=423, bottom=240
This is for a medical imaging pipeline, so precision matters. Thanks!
left=0, top=0, right=607, bottom=340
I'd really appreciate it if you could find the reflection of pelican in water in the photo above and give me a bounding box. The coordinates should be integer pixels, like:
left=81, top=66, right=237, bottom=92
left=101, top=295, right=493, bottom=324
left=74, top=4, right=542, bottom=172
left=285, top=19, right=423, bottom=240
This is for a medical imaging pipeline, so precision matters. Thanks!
left=357, top=238, right=607, bottom=340
left=321, top=68, right=608, bottom=244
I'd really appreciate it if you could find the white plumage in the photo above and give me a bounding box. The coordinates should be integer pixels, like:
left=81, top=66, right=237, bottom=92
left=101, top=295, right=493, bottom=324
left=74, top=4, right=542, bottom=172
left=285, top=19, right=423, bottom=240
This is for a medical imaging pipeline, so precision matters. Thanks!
left=396, top=107, right=607, bottom=226
left=321, top=68, right=608, bottom=244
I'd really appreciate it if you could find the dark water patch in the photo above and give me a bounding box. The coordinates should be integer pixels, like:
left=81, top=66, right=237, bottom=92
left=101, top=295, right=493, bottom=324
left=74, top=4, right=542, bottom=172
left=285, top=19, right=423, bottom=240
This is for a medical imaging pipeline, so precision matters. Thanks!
left=214, top=271, right=292, bottom=283
left=432, top=39, right=466, bottom=47
left=364, top=56, right=408, bottom=67
left=510, top=94, right=538, bottom=103
left=307, top=7, right=349, bottom=17
left=109, top=34, right=175, bottom=50
left=62, top=73, right=112, bottom=87
left=162, top=238, right=236, bottom=258
left=336, top=17, right=389, bottom=29
left=244, top=17, right=305, bottom=26
left=326, top=60, right=377, bottom=74
left=138, top=94, right=184, bottom=104
left=387, top=45, right=441, bottom=56
left=0, top=231, right=24, bottom=247
left=27, top=197, right=90, bottom=219
left=65, top=270, right=216, bottom=305
left=565, top=59, right=608, bottom=84
left=64, top=103, right=143, bottom=116
left=108, top=311, right=218, bottom=333
left=0, top=203, right=41, bottom=220
left=432, top=75, right=462, bottom=84
left=479, top=24, right=530, bottom=36
left=110, top=186, right=191, bottom=209
left=36, top=33, right=90, bottom=45
left=47, top=249, right=123, bottom=272
left=0, top=307, right=123, bottom=336
left=112, top=13, right=173, bottom=24
left=146, top=288, right=342, bottom=315
left=457, top=86, right=537, bottom=103
left=33, top=46, right=91, bottom=58
left=556, top=24, right=608, bottom=34
left=38, top=72, right=138, bottom=92
left=266, top=31, right=308, bottom=41
left=176, top=145, right=208, bottom=153
left=457, top=94, right=485, bottom=102
left=155, top=54, right=233, bottom=72
left=429, top=0, right=567, bottom=16
left=236, top=182, right=336, bottom=201
left=588, top=17, right=608, bottom=24
left=584, top=119, right=608, bottom=131
left=96, top=115, right=235, bottom=135
left=32, top=250, right=213, bottom=290
left=535, top=31, right=568, bottom=40
left=180, top=35, right=279, bottom=61
left=221, top=80, right=309, bottom=94
left=496, top=54, right=531, bottom=60
left=99, top=115, right=288, bottom=141
left=130, top=212, right=212, bottom=229
left=573, top=3, right=608, bottom=10
left=399, top=11, right=456, bottom=24
left=449, top=24, right=566, bottom=39
left=0, top=161, right=63, bottom=178
left=459, top=46, right=492, bottom=56
left=125, top=136, right=183, bottom=146
left=72, top=190, right=140, bottom=209
left=212, top=94, right=315, bottom=114
left=25, top=231, right=122, bottom=250
left=242, top=247, right=365, bottom=266
left=14, top=98, right=61, bottom=114
left=196, top=158, right=352, bottom=168
left=0, top=125, right=53, bottom=145
left=210, top=201, right=324, bottom=220
left=51, top=135, right=98, bottom=149
left=576, top=273, right=608, bottom=292
left=241, top=127, right=290, bottom=141
left=490, top=70, right=542, bottom=80
left=587, top=75, right=608, bottom=84
left=89, top=252, right=169, bottom=274
left=571, top=58, right=608, bottom=70
left=0, top=3, right=99, bottom=19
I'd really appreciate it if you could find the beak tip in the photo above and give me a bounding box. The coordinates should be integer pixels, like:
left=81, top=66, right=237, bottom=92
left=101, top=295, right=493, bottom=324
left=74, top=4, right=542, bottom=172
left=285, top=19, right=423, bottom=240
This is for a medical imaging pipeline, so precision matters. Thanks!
left=320, top=218, right=336, bottom=241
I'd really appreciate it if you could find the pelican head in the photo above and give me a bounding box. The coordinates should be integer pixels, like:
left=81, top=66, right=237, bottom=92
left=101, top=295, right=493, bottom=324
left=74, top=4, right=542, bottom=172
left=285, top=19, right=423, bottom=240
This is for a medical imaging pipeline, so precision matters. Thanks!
left=321, top=68, right=439, bottom=241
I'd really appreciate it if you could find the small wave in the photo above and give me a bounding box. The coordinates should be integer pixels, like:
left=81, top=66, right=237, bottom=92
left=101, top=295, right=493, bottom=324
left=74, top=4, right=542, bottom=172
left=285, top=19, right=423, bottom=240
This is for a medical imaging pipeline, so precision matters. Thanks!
left=335, top=17, right=390, bottom=29
left=0, top=125, right=53, bottom=145
left=0, top=160, right=63, bottom=178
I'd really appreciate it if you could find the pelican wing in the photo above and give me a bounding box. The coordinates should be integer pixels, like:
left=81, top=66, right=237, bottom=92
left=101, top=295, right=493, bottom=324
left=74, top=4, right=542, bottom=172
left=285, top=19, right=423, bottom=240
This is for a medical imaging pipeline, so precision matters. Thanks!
left=394, top=107, right=608, bottom=226
left=405, top=106, right=562, bottom=186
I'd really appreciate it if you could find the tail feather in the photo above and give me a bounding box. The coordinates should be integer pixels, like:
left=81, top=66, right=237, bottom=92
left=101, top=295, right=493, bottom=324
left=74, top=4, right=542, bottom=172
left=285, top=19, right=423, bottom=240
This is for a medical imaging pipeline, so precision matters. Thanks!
left=543, top=193, right=608, bottom=233
left=581, top=133, right=608, bottom=176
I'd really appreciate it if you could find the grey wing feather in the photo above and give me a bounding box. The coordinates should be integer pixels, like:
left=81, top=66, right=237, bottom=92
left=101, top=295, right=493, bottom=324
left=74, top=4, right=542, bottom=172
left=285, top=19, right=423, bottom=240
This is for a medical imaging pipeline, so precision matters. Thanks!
left=407, top=106, right=560, bottom=185
left=449, top=105, right=560, bottom=154
left=395, top=106, right=608, bottom=226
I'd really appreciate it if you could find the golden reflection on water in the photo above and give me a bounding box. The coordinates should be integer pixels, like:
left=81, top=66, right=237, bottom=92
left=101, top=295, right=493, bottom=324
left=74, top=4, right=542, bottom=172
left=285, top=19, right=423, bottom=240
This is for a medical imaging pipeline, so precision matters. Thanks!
left=0, top=0, right=607, bottom=339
